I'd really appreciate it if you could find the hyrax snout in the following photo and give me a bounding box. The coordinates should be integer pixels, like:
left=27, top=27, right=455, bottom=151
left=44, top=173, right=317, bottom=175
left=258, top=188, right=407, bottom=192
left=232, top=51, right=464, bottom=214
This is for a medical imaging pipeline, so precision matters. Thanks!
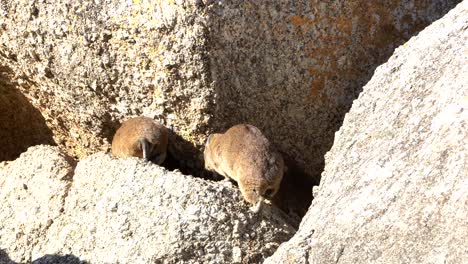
left=204, top=124, right=284, bottom=212
left=112, top=116, right=168, bottom=164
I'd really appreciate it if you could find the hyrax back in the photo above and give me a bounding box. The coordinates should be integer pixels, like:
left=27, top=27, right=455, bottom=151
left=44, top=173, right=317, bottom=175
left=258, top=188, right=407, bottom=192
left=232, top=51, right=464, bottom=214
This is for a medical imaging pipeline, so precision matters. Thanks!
left=204, top=124, right=284, bottom=211
left=112, top=116, right=168, bottom=164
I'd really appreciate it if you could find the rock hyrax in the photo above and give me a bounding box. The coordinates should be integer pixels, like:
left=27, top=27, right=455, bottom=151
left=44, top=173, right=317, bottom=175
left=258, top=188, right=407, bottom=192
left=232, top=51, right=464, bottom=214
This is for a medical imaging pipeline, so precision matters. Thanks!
left=204, top=124, right=284, bottom=212
left=112, top=116, right=168, bottom=164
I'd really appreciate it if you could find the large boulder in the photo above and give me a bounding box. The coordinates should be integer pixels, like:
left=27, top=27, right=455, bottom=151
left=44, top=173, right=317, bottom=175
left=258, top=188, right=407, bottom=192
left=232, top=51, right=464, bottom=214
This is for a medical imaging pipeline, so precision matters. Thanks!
left=266, top=1, right=468, bottom=263
left=0, top=146, right=295, bottom=263
left=0, top=146, right=74, bottom=263
left=0, top=0, right=460, bottom=180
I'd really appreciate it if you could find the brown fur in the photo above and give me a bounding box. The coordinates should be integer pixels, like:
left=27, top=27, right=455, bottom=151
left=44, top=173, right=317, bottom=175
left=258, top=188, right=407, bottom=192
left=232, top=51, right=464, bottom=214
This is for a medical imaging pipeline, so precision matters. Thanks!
left=112, top=116, right=168, bottom=164
left=204, top=124, right=284, bottom=210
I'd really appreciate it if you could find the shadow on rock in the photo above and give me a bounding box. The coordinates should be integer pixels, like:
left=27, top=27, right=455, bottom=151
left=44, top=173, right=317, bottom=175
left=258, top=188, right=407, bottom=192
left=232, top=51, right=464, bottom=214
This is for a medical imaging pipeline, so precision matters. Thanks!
left=1, top=249, right=85, bottom=264
left=0, top=248, right=15, bottom=264
left=163, top=129, right=214, bottom=179
left=0, top=65, right=56, bottom=162
left=32, top=255, right=86, bottom=264
left=271, top=152, right=318, bottom=226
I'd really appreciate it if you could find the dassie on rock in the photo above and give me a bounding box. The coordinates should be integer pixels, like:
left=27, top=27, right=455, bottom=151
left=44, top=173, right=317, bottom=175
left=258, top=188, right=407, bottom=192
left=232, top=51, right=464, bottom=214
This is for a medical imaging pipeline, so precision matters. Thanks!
left=112, top=116, right=168, bottom=164
left=204, top=124, right=284, bottom=212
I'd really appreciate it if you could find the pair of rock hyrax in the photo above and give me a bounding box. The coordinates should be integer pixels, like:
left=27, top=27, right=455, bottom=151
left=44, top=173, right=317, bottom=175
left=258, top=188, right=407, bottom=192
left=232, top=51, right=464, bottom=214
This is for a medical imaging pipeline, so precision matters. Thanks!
left=204, top=124, right=284, bottom=212
left=111, top=116, right=168, bottom=165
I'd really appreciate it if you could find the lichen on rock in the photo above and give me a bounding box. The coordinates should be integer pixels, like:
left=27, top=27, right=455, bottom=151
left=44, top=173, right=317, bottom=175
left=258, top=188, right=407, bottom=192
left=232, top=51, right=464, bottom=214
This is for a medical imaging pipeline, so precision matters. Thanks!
left=266, top=2, right=468, bottom=263
left=0, top=0, right=460, bottom=181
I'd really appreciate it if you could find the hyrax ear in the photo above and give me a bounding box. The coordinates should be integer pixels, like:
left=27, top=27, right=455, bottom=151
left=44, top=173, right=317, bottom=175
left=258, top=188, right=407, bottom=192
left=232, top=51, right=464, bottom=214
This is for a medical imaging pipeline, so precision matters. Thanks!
left=139, top=138, right=152, bottom=161
left=206, top=134, right=214, bottom=146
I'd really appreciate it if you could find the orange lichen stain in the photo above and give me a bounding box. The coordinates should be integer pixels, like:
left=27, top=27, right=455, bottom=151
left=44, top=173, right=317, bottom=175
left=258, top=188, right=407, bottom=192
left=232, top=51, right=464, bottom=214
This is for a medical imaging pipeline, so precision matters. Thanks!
left=335, top=16, right=353, bottom=35
left=303, top=0, right=438, bottom=105
left=307, top=67, right=318, bottom=76
left=308, top=66, right=328, bottom=103
left=309, top=76, right=324, bottom=97
left=290, top=16, right=313, bottom=27
left=302, top=1, right=394, bottom=103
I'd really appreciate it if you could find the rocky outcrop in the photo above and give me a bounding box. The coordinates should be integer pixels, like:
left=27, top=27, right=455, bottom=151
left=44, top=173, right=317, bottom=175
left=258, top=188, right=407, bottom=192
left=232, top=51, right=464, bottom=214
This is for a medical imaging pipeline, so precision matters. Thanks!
left=0, top=146, right=74, bottom=263
left=204, top=0, right=461, bottom=179
left=0, top=0, right=460, bottom=180
left=0, top=146, right=295, bottom=263
left=267, top=2, right=468, bottom=263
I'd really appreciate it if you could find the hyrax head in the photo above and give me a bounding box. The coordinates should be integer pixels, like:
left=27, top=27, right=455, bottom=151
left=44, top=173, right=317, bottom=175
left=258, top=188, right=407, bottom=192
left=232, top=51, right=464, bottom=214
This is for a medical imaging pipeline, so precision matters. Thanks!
left=111, top=116, right=169, bottom=164
left=238, top=151, right=284, bottom=212
left=203, top=133, right=221, bottom=172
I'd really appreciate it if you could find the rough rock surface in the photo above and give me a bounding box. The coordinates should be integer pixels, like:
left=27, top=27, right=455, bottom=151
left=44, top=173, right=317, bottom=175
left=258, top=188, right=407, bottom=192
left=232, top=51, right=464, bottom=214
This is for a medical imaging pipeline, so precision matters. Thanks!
left=0, top=145, right=74, bottom=263
left=0, top=64, right=55, bottom=161
left=0, top=0, right=213, bottom=162
left=0, top=0, right=460, bottom=179
left=0, top=146, right=295, bottom=263
left=267, top=2, right=468, bottom=263
left=204, top=0, right=461, bottom=178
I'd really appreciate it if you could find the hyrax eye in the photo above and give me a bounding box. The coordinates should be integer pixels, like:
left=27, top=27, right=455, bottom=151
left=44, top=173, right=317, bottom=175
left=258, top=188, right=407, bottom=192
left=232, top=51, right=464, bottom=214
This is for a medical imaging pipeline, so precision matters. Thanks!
left=264, top=188, right=274, bottom=198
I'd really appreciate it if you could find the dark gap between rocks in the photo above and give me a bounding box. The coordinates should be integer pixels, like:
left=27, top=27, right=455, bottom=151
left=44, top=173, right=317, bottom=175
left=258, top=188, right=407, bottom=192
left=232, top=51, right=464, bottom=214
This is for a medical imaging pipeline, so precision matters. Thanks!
left=161, top=129, right=317, bottom=225
left=163, top=129, right=215, bottom=180
left=0, top=248, right=87, bottom=264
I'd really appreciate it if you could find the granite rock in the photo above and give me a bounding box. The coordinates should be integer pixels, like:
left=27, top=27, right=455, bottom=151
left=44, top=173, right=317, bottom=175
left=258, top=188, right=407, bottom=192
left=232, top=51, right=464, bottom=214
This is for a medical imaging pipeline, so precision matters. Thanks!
left=266, top=2, right=468, bottom=263
left=0, top=146, right=295, bottom=263
left=0, top=145, right=74, bottom=263
left=0, top=0, right=460, bottom=180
